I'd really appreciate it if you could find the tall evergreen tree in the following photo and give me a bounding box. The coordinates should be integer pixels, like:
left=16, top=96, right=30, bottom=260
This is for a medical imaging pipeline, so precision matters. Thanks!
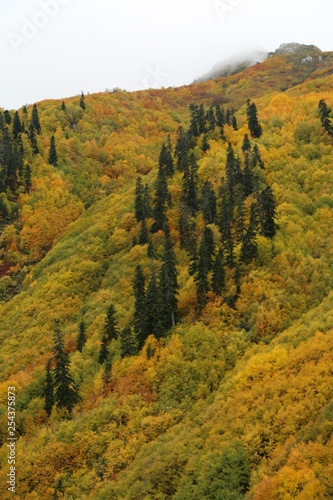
left=79, top=92, right=86, bottom=110
left=30, top=104, right=41, bottom=134
left=4, top=110, right=12, bottom=125
left=159, top=228, right=179, bottom=332
left=61, top=101, right=66, bottom=112
left=119, top=327, right=138, bottom=358
left=242, top=133, right=251, bottom=153
left=23, top=164, right=32, bottom=193
left=247, top=100, right=262, bottom=138
left=212, top=247, right=226, bottom=296
left=178, top=203, right=197, bottom=253
left=251, top=144, right=265, bottom=170
left=243, top=155, right=254, bottom=198
left=201, top=134, right=210, bottom=153
left=182, top=153, right=199, bottom=216
left=52, top=323, right=80, bottom=413
left=98, top=333, right=109, bottom=365
left=215, top=104, right=225, bottom=127
left=143, top=183, right=152, bottom=219
left=159, top=139, right=174, bottom=178
left=151, top=163, right=171, bottom=233
left=174, top=126, right=189, bottom=172
left=257, top=185, right=277, bottom=238
left=44, top=359, right=54, bottom=417
left=194, top=226, right=215, bottom=313
left=104, top=304, right=119, bottom=342
left=76, top=321, right=87, bottom=353
left=28, top=125, right=39, bottom=154
left=240, top=205, right=258, bottom=264
left=139, top=219, right=149, bottom=245
left=135, top=177, right=145, bottom=222
left=206, top=106, right=216, bottom=131
left=144, top=270, right=160, bottom=338
left=48, top=135, right=58, bottom=166
left=201, top=181, right=217, bottom=225
left=318, top=99, right=333, bottom=135
left=133, top=265, right=147, bottom=349
left=12, top=111, right=22, bottom=140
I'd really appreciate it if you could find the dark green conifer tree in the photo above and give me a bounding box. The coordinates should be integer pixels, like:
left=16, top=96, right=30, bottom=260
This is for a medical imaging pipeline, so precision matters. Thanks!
left=240, top=205, right=258, bottom=264
left=143, top=184, right=152, bottom=219
left=28, top=125, right=39, bottom=154
left=44, top=359, right=54, bottom=417
left=79, top=91, right=86, bottom=110
left=159, top=139, right=174, bottom=178
left=318, top=99, right=333, bottom=135
left=206, top=106, right=216, bottom=131
left=48, top=135, right=58, bottom=166
left=232, top=115, right=238, bottom=131
left=201, top=181, right=217, bottom=225
left=144, top=270, right=160, bottom=338
left=139, top=219, right=149, bottom=245
left=257, top=185, right=277, bottom=238
left=23, top=164, right=32, bottom=193
left=30, top=104, right=41, bottom=134
left=174, top=126, right=189, bottom=172
left=133, top=265, right=147, bottom=349
left=52, top=322, right=80, bottom=413
left=182, top=153, right=199, bottom=216
left=243, top=155, right=254, bottom=198
left=251, top=144, right=265, bottom=170
left=247, top=100, right=262, bottom=138
left=151, top=163, right=171, bottom=233
left=202, top=134, right=210, bottom=152
left=212, top=247, right=226, bottom=296
left=4, top=110, right=12, bottom=125
left=119, top=327, right=138, bottom=358
left=178, top=203, right=197, bottom=253
left=242, top=133, right=251, bottom=153
left=158, top=228, right=179, bottom=332
left=104, top=304, right=119, bottom=342
left=61, top=101, right=66, bottom=112
left=135, top=177, right=145, bottom=222
left=189, top=104, right=199, bottom=138
left=98, top=334, right=109, bottom=364
left=215, top=104, right=225, bottom=127
left=76, top=321, right=87, bottom=353
left=194, top=226, right=215, bottom=313
left=12, top=111, right=22, bottom=140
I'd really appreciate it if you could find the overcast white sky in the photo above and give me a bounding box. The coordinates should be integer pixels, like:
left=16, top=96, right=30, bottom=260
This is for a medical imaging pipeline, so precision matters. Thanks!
left=0, top=0, right=332, bottom=109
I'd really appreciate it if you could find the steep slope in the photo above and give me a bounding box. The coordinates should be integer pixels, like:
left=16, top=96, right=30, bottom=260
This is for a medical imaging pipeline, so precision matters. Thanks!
left=0, top=49, right=333, bottom=499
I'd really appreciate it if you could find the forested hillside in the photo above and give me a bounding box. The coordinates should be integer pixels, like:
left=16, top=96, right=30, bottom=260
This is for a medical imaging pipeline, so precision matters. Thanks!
left=1, top=46, right=333, bottom=499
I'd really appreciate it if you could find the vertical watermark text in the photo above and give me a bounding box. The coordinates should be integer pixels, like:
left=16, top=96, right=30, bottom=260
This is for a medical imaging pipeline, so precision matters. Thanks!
left=7, top=387, right=17, bottom=494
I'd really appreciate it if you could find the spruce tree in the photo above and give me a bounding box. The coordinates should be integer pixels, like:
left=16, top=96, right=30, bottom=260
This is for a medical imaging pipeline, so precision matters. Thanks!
left=23, top=164, right=32, bottom=193
left=257, top=185, right=277, bottom=238
left=243, top=155, right=254, bottom=198
left=206, top=106, right=216, bottom=131
left=232, top=115, right=238, bottom=131
left=61, top=101, right=66, bottom=112
left=143, top=184, right=152, bottom=218
left=202, top=134, right=210, bottom=152
left=79, top=92, right=86, bottom=110
left=151, top=164, right=171, bottom=233
left=76, top=321, right=87, bottom=352
left=198, top=104, right=206, bottom=134
left=219, top=181, right=235, bottom=268
left=194, top=226, right=215, bottom=313
left=178, top=203, right=197, bottom=253
left=242, top=133, right=251, bottom=153
left=251, top=144, right=265, bottom=170
left=28, top=125, right=39, bottom=154
left=48, top=135, right=58, bottom=166
left=104, top=304, right=119, bottom=341
left=215, top=104, right=225, bottom=127
left=52, top=323, right=80, bottom=413
left=318, top=99, right=333, bottom=135
left=135, top=177, right=145, bottom=222
left=119, top=327, right=138, bottom=358
left=247, top=100, right=262, bottom=138
left=189, top=104, right=199, bottom=138
left=201, top=181, right=217, bottom=225
left=133, top=265, right=147, bottom=349
left=4, top=110, right=12, bottom=125
left=139, top=219, right=149, bottom=245
left=12, top=111, right=22, bottom=140
left=158, top=228, right=179, bottom=332
left=98, top=334, right=109, bottom=364
left=44, top=359, right=54, bottom=417
left=30, top=104, right=41, bottom=134
left=212, top=247, right=226, bottom=296
left=240, top=205, right=258, bottom=264
left=174, top=126, right=189, bottom=172
left=159, top=140, right=174, bottom=178
left=144, top=270, right=160, bottom=338
left=182, top=153, right=199, bottom=216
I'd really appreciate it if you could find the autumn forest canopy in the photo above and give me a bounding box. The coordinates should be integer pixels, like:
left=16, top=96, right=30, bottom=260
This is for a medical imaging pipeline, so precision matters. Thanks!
left=1, top=44, right=333, bottom=499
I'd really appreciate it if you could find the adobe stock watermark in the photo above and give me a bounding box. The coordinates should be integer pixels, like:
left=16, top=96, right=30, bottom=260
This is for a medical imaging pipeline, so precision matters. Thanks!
left=8, top=0, right=73, bottom=53
left=212, top=0, right=245, bottom=22
left=142, top=65, right=169, bottom=90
